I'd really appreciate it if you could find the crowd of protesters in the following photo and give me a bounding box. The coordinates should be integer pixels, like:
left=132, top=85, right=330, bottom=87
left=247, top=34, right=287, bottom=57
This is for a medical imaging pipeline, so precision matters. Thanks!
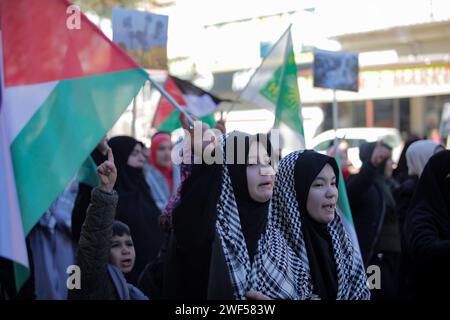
left=1, top=114, right=450, bottom=301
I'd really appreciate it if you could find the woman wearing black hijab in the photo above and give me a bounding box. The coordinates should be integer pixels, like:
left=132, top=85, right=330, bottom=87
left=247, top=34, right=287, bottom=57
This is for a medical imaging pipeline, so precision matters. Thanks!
left=404, top=150, right=450, bottom=300
left=249, top=150, right=369, bottom=300
left=346, top=141, right=401, bottom=300
left=108, top=136, right=165, bottom=285
left=72, top=136, right=109, bottom=244
left=392, top=135, right=421, bottom=184
left=166, top=131, right=274, bottom=300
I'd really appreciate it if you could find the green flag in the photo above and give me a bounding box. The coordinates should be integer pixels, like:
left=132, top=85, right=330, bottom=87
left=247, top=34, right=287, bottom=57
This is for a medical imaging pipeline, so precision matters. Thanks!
left=239, top=26, right=305, bottom=154
left=329, top=139, right=361, bottom=253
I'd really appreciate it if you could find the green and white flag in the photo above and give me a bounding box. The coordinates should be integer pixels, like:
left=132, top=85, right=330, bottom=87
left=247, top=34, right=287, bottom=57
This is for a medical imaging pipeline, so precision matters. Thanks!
left=239, top=26, right=305, bottom=155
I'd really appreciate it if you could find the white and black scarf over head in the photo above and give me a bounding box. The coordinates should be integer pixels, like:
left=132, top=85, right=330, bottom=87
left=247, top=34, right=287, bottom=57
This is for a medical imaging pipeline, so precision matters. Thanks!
left=249, top=150, right=370, bottom=300
left=214, top=132, right=271, bottom=299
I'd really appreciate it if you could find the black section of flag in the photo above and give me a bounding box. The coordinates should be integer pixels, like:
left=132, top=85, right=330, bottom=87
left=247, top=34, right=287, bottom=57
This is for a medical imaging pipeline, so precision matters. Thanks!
left=170, top=76, right=225, bottom=105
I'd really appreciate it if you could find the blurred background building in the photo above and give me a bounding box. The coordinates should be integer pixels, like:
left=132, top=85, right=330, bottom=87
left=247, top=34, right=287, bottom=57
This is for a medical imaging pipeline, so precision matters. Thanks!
left=80, top=0, right=450, bottom=146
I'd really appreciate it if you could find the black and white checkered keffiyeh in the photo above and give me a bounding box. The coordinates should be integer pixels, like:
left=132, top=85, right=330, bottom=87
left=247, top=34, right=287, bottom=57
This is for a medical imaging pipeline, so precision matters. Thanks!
left=249, top=151, right=370, bottom=300
left=214, top=133, right=254, bottom=300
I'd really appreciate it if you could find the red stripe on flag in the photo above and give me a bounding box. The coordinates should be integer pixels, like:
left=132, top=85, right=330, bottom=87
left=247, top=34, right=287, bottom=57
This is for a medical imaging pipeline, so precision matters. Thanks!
left=151, top=76, right=186, bottom=128
left=1, top=0, right=141, bottom=87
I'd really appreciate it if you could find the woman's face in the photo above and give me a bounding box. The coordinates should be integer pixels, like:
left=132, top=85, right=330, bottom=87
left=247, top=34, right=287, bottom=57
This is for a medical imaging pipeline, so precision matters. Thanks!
left=246, top=141, right=275, bottom=203
left=384, top=157, right=393, bottom=178
left=127, top=143, right=145, bottom=168
left=156, top=140, right=172, bottom=168
left=306, top=163, right=338, bottom=224
left=110, top=234, right=136, bottom=274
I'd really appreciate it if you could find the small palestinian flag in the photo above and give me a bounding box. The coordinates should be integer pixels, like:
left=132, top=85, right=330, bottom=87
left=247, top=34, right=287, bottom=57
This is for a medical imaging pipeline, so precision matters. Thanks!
left=152, top=76, right=223, bottom=131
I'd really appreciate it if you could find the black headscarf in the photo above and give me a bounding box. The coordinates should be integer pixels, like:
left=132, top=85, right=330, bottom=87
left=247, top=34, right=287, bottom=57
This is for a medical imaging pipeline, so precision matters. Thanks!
left=176, top=131, right=271, bottom=261
left=406, top=150, right=450, bottom=255
left=249, top=150, right=370, bottom=300
left=108, top=136, right=147, bottom=192
left=393, top=136, right=421, bottom=184
left=171, top=131, right=272, bottom=299
left=72, top=147, right=108, bottom=244
left=227, top=133, right=271, bottom=263
left=359, top=141, right=392, bottom=164
left=293, top=150, right=340, bottom=300
left=404, top=150, right=450, bottom=298
left=359, top=141, right=396, bottom=210
left=108, top=136, right=164, bottom=284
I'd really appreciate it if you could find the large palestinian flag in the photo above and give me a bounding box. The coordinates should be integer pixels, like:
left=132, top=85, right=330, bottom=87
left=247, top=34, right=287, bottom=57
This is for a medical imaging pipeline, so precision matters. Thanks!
left=0, top=0, right=147, bottom=289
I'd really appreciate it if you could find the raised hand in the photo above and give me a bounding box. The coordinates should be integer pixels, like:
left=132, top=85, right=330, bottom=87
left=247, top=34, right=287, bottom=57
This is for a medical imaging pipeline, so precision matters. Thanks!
left=214, top=119, right=226, bottom=134
left=179, top=112, right=212, bottom=157
left=370, top=141, right=391, bottom=167
left=96, top=135, right=109, bottom=156
left=97, top=147, right=117, bottom=193
left=179, top=111, right=195, bottom=131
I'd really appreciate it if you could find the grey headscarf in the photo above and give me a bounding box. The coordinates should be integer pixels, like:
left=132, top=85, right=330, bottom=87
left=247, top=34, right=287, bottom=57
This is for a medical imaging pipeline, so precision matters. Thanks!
left=406, top=140, right=444, bottom=177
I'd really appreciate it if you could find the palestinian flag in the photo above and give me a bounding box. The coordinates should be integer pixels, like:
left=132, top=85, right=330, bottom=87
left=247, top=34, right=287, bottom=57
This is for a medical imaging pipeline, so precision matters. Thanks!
left=152, top=76, right=222, bottom=131
left=0, top=0, right=147, bottom=290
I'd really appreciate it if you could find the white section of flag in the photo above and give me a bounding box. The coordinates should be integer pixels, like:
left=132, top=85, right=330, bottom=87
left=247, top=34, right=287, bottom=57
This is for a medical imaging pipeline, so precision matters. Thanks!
left=0, top=32, right=29, bottom=267
left=236, top=27, right=304, bottom=155
left=279, top=122, right=304, bottom=156
left=238, top=29, right=290, bottom=113
left=0, top=112, right=28, bottom=267
left=3, top=81, right=58, bottom=144
left=182, top=94, right=219, bottom=117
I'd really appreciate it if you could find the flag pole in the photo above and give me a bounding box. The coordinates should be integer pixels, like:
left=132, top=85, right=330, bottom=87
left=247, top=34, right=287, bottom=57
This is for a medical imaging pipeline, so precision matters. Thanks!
left=147, top=73, right=196, bottom=127
left=131, top=97, right=137, bottom=137
left=333, top=89, right=338, bottom=132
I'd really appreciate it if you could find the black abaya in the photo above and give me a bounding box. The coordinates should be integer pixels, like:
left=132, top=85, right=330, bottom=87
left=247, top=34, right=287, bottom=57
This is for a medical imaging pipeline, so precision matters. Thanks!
left=109, top=136, right=165, bottom=285
left=170, top=132, right=270, bottom=299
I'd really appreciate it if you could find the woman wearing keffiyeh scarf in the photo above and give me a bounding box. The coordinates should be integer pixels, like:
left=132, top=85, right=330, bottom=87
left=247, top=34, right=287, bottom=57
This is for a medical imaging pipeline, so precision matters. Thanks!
left=249, top=150, right=370, bottom=300
left=166, top=131, right=275, bottom=300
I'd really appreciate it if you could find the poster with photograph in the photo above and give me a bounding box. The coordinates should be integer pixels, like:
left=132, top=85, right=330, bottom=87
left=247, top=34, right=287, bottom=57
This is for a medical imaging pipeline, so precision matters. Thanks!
left=313, top=49, right=359, bottom=92
left=112, top=7, right=168, bottom=70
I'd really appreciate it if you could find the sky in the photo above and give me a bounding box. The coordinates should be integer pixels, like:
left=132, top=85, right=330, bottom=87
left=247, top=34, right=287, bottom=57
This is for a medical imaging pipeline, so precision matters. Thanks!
left=88, top=0, right=450, bottom=63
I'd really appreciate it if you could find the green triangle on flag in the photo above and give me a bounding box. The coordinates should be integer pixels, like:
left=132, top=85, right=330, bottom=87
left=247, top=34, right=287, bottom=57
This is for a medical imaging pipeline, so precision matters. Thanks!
left=259, top=67, right=282, bottom=104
